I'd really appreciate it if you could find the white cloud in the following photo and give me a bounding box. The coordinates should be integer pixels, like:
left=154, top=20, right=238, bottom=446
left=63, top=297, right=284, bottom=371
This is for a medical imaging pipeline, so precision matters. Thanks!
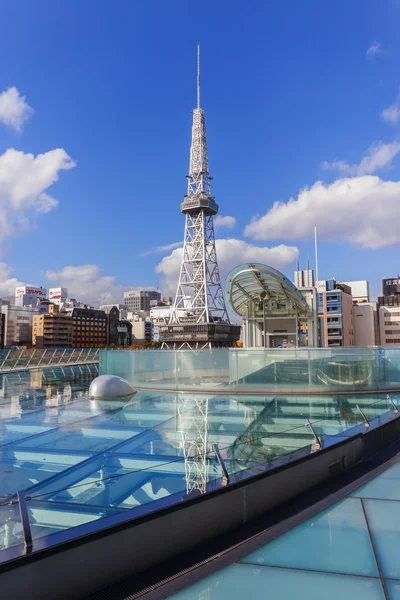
left=366, top=41, right=382, bottom=59
left=0, top=262, right=25, bottom=297
left=214, top=215, right=236, bottom=230
left=382, top=92, right=400, bottom=126
left=0, top=87, right=33, bottom=132
left=0, top=147, right=75, bottom=243
left=140, top=241, right=182, bottom=257
left=321, top=142, right=400, bottom=176
left=45, top=264, right=121, bottom=307
left=244, top=175, right=400, bottom=249
left=45, top=264, right=157, bottom=307
left=155, top=238, right=299, bottom=295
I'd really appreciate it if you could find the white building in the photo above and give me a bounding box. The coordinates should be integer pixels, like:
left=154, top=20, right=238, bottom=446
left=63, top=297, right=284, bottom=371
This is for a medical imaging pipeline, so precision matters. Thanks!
left=124, top=290, right=161, bottom=313
left=15, top=286, right=47, bottom=307
left=342, top=281, right=370, bottom=303
left=1, top=304, right=38, bottom=347
left=379, top=306, right=400, bottom=346
left=49, top=288, right=68, bottom=306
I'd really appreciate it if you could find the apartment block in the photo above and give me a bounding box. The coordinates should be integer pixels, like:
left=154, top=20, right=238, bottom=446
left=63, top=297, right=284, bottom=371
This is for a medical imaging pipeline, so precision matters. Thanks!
left=32, top=304, right=72, bottom=349
left=69, top=307, right=107, bottom=348
left=317, top=280, right=354, bottom=347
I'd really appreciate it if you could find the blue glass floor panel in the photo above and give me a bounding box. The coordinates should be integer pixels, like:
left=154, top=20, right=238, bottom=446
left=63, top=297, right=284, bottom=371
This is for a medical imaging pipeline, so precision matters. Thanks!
left=240, top=498, right=378, bottom=577
left=0, top=365, right=397, bottom=565
left=385, top=580, right=400, bottom=600
left=351, top=464, right=400, bottom=501
left=363, top=499, right=400, bottom=579
left=167, top=564, right=385, bottom=600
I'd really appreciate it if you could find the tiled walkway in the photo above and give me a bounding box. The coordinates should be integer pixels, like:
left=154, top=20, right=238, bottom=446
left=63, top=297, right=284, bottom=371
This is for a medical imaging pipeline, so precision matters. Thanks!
left=167, top=462, right=400, bottom=600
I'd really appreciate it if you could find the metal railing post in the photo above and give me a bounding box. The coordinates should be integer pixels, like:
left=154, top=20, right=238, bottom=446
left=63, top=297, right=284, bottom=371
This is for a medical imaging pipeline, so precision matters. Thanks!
left=305, top=419, right=322, bottom=450
left=356, top=405, right=370, bottom=428
left=213, top=443, right=230, bottom=486
left=387, top=394, right=399, bottom=415
left=16, top=491, right=33, bottom=553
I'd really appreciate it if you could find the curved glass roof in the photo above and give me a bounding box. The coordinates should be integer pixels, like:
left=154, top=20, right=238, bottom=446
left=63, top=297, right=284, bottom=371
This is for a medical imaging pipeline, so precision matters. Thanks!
left=225, top=263, right=309, bottom=318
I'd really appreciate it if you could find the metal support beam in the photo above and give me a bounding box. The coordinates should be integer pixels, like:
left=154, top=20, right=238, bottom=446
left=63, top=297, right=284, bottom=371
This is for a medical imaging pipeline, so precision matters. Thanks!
left=387, top=394, right=399, bottom=415
left=17, top=491, right=33, bottom=553
left=305, top=419, right=322, bottom=450
left=356, top=405, right=370, bottom=428
left=213, top=443, right=230, bottom=486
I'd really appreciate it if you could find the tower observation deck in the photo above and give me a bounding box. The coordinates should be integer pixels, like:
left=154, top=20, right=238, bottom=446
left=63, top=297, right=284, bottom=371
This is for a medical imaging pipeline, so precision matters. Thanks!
left=160, top=46, right=241, bottom=349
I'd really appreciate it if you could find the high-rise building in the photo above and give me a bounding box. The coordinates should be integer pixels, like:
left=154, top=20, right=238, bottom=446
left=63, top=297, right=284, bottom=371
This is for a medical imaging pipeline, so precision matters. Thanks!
left=1, top=304, right=38, bottom=347
left=32, top=304, right=72, bottom=349
left=123, top=291, right=161, bottom=314
left=62, top=306, right=107, bottom=348
left=317, top=280, right=354, bottom=347
left=378, top=278, right=400, bottom=346
left=341, top=281, right=370, bottom=304
left=341, top=281, right=377, bottom=346
left=15, top=285, right=47, bottom=307
left=49, top=287, right=68, bottom=306
left=159, top=46, right=240, bottom=349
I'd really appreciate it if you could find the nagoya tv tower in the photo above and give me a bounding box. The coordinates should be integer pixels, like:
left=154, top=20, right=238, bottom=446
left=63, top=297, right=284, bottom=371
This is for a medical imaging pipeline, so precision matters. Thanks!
left=160, top=46, right=240, bottom=350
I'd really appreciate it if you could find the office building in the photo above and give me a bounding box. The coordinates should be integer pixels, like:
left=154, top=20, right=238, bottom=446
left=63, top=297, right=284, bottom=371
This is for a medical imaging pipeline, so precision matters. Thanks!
left=15, top=285, right=47, bottom=307
left=1, top=304, right=38, bottom=347
left=123, top=290, right=161, bottom=314
left=107, top=306, right=132, bottom=346
left=378, top=278, right=400, bottom=346
left=129, top=313, right=152, bottom=344
left=67, top=306, right=107, bottom=348
left=49, top=287, right=68, bottom=306
left=100, top=304, right=128, bottom=320
left=341, top=280, right=370, bottom=303
left=294, top=262, right=314, bottom=290
left=341, top=280, right=377, bottom=346
left=32, top=304, right=73, bottom=349
left=317, top=280, right=354, bottom=347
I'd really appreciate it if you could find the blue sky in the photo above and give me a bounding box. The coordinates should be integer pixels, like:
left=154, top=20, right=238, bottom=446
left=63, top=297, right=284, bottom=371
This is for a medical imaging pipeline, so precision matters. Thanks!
left=0, top=0, right=399, bottom=305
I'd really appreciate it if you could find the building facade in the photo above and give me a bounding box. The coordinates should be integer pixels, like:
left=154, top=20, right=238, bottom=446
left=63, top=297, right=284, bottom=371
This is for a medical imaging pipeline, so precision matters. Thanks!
left=123, top=291, right=161, bottom=314
left=106, top=306, right=132, bottom=346
left=32, top=304, right=73, bottom=349
left=48, top=288, right=68, bottom=306
left=69, top=307, right=107, bottom=348
left=378, top=278, right=400, bottom=346
left=317, top=280, right=354, bottom=347
left=1, top=304, right=38, bottom=347
left=15, top=285, right=47, bottom=307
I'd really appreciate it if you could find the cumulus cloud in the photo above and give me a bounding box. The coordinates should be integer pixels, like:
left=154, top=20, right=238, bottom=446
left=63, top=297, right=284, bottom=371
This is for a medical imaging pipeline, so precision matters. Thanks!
left=321, top=142, right=400, bottom=176
left=140, top=241, right=182, bottom=257
left=382, top=92, right=400, bottom=126
left=155, top=238, right=299, bottom=295
left=0, top=262, right=25, bottom=297
left=45, top=264, right=121, bottom=307
left=0, top=87, right=34, bottom=132
left=244, top=175, right=400, bottom=249
left=214, top=215, right=236, bottom=230
left=45, top=264, right=157, bottom=307
left=0, top=147, right=75, bottom=243
left=366, top=41, right=382, bottom=59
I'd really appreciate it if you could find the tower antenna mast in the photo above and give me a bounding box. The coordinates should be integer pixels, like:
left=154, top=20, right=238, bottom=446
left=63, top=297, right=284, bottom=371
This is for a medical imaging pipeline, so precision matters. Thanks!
left=160, top=46, right=240, bottom=349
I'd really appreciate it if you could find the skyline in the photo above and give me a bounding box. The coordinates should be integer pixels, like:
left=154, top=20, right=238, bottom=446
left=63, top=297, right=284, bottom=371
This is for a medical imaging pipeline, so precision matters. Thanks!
left=0, top=1, right=400, bottom=306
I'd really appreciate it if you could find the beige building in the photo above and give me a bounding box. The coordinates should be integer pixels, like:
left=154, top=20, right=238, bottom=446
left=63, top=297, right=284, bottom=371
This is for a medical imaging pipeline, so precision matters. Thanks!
left=32, top=304, right=72, bottom=349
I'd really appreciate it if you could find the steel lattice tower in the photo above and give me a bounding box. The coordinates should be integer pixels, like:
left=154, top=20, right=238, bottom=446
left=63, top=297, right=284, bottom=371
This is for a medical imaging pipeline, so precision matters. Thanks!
left=160, top=46, right=240, bottom=350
